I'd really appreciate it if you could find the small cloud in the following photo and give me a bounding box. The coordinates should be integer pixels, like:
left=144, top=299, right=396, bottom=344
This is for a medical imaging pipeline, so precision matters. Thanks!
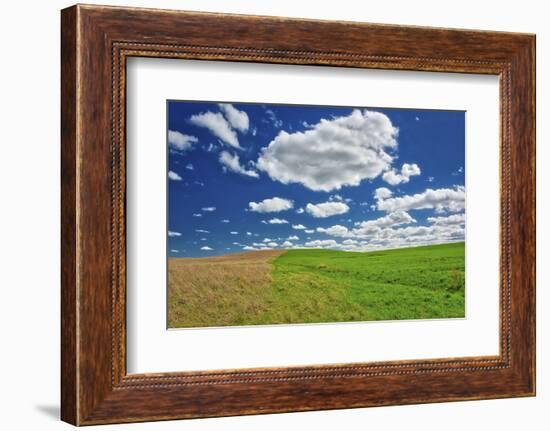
left=168, top=130, right=198, bottom=152
left=262, top=238, right=273, bottom=243
left=246, top=232, right=253, bottom=236
left=287, top=235, right=299, bottom=240
left=189, top=111, right=241, bottom=149
left=221, top=219, right=230, bottom=223
left=218, top=103, right=249, bottom=133
left=202, top=207, right=216, bottom=212
left=296, top=208, right=304, bottom=214
left=219, top=151, right=259, bottom=178
left=168, top=231, right=182, bottom=237
left=374, top=187, right=393, bottom=201
left=185, top=163, right=194, bottom=170
left=230, top=231, right=239, bottom=235
left=292, top=224, right=306, bottom=230
left=427, top=176, right=435, bottom=183
left=168, top=170, right=182, bottom=181
left=267, top=242, right=278, bottom=247
left=200, top=246, right=213, bottom=251
left=249, top=197, right=294, bottom=213
left=194, top=181, right=205, bottom=187
left=195, top=229, right=210, bottom=233
left=306, top=201, right=350, bottom=218
left=243, top=246, right=258, bottom=251
left=192, top=213, right=202, bottom=217
left=382, top=163, right=421, bottom=186
left=265, top=109, right=283, bottom=128
left=267, top=218, right=288, bottom=224
left=415, top=116, right=420, bottom=121
left=206, top=143, right=216, bottom=153
left=304, top=229, right=315, bottom=234
left=452, top=166, right=464, bottom=176
left=170, top=249, right=179, bottom=252
left=282, top=241, right=293, bottom=248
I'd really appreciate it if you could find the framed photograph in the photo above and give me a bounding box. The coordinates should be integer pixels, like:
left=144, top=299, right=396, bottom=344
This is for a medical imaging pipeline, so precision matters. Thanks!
left=61, top=4, right=536, bottom=425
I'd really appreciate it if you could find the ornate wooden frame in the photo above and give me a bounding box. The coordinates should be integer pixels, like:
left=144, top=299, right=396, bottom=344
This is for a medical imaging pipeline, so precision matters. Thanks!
left=61, top=4, right=536, bottom=425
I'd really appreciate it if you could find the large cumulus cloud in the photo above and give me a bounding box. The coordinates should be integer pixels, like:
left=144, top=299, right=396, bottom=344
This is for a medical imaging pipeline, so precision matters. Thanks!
left=256, top=109, right=398, bottom=192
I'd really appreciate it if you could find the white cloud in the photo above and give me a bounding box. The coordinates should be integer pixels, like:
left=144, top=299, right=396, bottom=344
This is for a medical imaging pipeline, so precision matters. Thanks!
left=189, top=111, right=241, bottom=149
left=249, top=197, right=293, bottom=213
left=168, top=231, right=182, bottom=237
left=292, top=224, right=306, bottom=230
left=168, top=130, right=198, bottom=152
left=427, top=213, right=466, bottom=226
left=296, top=208, right=304, bottom=214
left=200, top=246, right=213, bottom=251
left=374, top=187, right=393, bottom=201
left=218, top=103, right=249, bottom=133
left=195, top=229, right=210, bottom=233
left=317, top=211, right=415, bottom=239
left=265, top=109, right=283, bottom=128
left=376, top=186, right=465, bottom=213
left=305, top=239, right=338, bottom=248
left=305, top=201, right=350, bottom=218
left=262, top=238, right=273, bottom=243
left=246, top=232, right=253, bottom=236
left=353, top=211, right=416, bottom=234
left=452, top=166, right=464, bottom=176
left=287, top=235, right=299, bottom=241
left=267, top=218, right=288, bottom=224
left=304, top=229, right=315, bottom=234
left=230, top=231, right=239, bottom=235
left=316, top=225, right=350, bottom=237
left=192, top=213, right=202, bottom=217
left=267, top=242, right=278, bottom=247
left=310, top=221, right=464, bottom=251
left=219, top=151, right=259, bottom=178
left=185, top=163, right=194, bottom=170
left=170, top=249, right=179, bottom=252
left=310, top=197, right=464, bottom=252
left=221, top=219, right=230, bottom=223
left=243, top=246, right=257, bottom=251
left=256, top=109, right=398, bottom=191
left=427, top=176, right=435, bottom=183
left=282, top=241, right=293, bottom=247
left=382, top=163, right=421, bottom=186
left=202, top=207, right=216, bottom=212
left=168, top=170, right=182, bottom=181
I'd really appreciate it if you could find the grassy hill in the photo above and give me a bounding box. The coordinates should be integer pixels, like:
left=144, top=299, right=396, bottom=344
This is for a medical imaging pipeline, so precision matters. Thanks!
left=168, top=242, right=465, bottom=328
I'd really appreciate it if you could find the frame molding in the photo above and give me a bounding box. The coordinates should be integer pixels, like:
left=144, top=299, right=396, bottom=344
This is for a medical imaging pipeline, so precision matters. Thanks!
left=61, top=4, right=535, bottom=425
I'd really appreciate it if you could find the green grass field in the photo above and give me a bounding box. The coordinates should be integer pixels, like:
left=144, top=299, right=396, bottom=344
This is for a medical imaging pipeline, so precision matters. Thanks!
left=168, top=242, right=465, bottom=328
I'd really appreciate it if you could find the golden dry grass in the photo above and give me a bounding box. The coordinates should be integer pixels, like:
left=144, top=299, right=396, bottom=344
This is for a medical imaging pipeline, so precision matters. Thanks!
left=168, top=250, right=285, bottom=328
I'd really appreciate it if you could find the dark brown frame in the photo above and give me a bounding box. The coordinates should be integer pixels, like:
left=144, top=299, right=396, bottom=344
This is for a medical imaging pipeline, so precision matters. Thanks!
left=61, top=4, right=536, bottom=426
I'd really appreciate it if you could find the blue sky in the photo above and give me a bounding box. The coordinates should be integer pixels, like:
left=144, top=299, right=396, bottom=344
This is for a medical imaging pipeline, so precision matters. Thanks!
left=167, top=101, right=465, bottom=257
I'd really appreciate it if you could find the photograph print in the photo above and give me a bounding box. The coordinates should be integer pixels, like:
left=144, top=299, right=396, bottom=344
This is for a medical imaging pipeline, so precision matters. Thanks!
left=167, top=100, right=466, bottom=329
